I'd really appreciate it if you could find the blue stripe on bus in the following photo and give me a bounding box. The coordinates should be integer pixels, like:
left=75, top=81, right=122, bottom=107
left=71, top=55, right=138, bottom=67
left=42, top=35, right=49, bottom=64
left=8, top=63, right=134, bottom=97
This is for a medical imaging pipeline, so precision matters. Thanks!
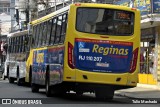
left=32, top=47, right=64, bottom=84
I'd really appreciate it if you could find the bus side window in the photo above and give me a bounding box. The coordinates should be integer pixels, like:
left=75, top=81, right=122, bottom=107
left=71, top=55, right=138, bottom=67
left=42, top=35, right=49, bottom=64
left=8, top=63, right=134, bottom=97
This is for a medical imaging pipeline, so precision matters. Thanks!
left=15, top=37, right=17, bottom=53
left=46, top=19, right=52, bottom=45
left=35, top=24, right=40, bottom=48
left=7, top=39, right=9, bottom=53
left=17, top=36, right=20, bottom=53
left=10, top=38, right=12, bottom=53
left=15, top=37, right=16, bottom=53
left=38, top=23, right=44, bottom=47
left=11, top=38, right=14, bottom=53
left=18, top=36, right=21, bottom=53
left=13, top=37, right=16, bottom=53
left=12, top=38, right=14, bottom=53
left=14, top=37, right=16, bottom=53
left=24, top=35, right=26, bottom=52
left=17, top=37, right=19, bottom=53
left=60, top=14, right=68, bottom=43
left=25, top=35, right=29, bottom=51
left=19, top=36, right=23, bottom=52
left=42, top=22, right=48, bottom=46
left=55, top=15, right=62, bottom=44
left=22, top=36, right=25, bottom=52
left=32, top=26, right=36, bottom=46
left=49, top=18, right=57, bottom=45
left=8, top=38, right=11, bottom=53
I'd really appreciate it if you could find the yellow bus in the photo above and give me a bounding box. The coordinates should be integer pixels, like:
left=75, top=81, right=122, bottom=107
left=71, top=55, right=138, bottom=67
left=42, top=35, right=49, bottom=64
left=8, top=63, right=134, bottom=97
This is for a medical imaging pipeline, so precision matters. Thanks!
left=26, top=3, right=140, bottom=99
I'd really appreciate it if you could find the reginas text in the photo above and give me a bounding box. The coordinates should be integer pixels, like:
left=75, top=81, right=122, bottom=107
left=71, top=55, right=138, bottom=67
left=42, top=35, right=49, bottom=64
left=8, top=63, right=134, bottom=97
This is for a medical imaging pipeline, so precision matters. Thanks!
left=92, top=44, right=129, bottom=55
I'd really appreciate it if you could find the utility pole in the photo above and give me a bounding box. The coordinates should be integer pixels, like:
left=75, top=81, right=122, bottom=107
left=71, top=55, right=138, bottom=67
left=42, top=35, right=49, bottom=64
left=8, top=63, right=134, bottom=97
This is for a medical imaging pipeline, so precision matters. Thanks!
left=46, top=0, right=49, bottom=14
left=25, top=0, right=30, bottom=28
left=0, top=20, right=1, bottom=41
left=0, top=20, right=2, bottom=65
left=0, top=20, right=1, bottom=37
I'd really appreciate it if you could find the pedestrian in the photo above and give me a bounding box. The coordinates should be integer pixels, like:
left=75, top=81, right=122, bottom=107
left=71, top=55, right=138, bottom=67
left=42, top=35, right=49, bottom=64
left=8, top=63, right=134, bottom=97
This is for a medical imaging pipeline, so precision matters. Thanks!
left=140, top=48, right=145, bottom=73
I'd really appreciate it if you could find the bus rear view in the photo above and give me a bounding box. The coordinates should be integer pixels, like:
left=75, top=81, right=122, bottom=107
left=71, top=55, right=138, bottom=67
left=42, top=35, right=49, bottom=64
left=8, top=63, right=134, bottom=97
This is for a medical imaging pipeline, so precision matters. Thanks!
left=65, top=4, right=140, bottom=99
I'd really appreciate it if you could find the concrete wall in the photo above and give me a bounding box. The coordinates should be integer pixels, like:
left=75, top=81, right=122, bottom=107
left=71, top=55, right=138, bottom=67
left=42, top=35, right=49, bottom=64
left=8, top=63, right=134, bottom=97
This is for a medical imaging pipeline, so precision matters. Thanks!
left=0, top=13, right=11, bottom=35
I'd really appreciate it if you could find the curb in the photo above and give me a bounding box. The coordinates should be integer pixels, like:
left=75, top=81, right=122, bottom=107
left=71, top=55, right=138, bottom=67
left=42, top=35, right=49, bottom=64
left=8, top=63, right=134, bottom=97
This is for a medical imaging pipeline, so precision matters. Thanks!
left=137, top=83, right=160, bottom=90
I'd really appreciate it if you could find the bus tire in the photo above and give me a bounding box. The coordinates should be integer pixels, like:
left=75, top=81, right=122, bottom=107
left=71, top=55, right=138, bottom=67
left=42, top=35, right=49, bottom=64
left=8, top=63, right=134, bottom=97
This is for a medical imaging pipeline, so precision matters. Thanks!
left=9, top=77, right=14, bottom=83
left=17, top=67, right=22, bottom=86
left=45, top=67, right=52, bottom=97
left=31, top=83, right=39, bottom=93
left=95, top=89, right=114, bottom=100
left=7, top=65, right=13, bottom=83
left=29, top=66, right=32, bottom=86
left=7, top=66, right=9, bottom=79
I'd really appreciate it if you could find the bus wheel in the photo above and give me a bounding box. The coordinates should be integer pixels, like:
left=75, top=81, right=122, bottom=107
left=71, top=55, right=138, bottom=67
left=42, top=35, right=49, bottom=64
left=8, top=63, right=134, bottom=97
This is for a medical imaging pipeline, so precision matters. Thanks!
left=31, top=83, right=39, bottom=93
left=17, top=78, right=24, bottom=86
left=17, top=67, right=22, bottom=86
left=9, top=77, right=14, bottom=83
left=17, top=78, right=21, bottom=86
left=95, top=89, right=114, bottom=100
left=7, top=66, right=9, bottom=79
left=29, top=66, right=32, bottom=86
left=45, top=69, right=52, bottom=97
left=46, top=79, right=52, bottom=97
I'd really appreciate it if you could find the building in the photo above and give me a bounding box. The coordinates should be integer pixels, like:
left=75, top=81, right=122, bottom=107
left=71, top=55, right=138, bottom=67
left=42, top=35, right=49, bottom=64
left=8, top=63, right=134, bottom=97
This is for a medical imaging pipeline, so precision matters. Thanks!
left=0, top=0, right=10, bottom=15
left=0, top=0, right=11, bottom=35
left=114, top=0, right=160, bottom=86
left=0, top=13, right=11, bottom=35
left=0, top=0, right=11, bottom=65
left=11, top=0, right=28, bottom=31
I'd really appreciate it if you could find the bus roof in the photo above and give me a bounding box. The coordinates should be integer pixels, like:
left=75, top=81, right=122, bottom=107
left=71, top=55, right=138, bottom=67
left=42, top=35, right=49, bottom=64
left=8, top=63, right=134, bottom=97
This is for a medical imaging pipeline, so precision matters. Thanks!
left=30, top=3, right=138, bottom=26
left=7, top=30, right=28, bottom=38
left=31, top=5, right=70, bottom=25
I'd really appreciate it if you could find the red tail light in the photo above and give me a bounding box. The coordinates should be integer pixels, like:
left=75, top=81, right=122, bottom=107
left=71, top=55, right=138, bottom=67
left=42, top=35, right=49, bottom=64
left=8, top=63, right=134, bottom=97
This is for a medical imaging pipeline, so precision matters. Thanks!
left=68, top=42, right=75, bottom=69
left=131, top=8, right=137, bottom=11
left=75, top=3, right=81, bottom=6
left=129, top=48, right=139, bottom=73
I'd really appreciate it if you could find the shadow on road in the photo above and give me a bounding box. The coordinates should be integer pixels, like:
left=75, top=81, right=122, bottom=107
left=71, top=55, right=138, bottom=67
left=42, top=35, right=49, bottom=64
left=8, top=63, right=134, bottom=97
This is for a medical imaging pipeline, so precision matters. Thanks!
left=37, top=91, right=132, bottom=104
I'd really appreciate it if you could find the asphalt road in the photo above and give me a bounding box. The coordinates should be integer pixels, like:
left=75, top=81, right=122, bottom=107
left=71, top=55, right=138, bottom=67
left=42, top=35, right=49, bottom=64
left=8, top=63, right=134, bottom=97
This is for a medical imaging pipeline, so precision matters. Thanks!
left=0, top=79, right=159, bottom=107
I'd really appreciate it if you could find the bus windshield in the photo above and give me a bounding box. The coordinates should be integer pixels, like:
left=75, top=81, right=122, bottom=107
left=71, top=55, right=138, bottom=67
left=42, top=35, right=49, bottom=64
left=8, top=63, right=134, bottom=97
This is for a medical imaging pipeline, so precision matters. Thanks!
left=76, top=8, right=134, bottom=36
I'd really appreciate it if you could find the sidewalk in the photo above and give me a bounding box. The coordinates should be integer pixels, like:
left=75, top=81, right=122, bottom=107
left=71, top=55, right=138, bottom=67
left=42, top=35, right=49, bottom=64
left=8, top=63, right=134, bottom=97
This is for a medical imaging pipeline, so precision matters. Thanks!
left=115, top=83, right=160, bottom=98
